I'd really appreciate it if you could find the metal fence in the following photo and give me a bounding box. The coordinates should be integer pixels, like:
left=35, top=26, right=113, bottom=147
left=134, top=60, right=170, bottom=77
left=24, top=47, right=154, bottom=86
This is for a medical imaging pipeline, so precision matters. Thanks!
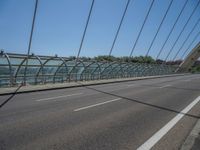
left=0, top=52, right=177, bottom=87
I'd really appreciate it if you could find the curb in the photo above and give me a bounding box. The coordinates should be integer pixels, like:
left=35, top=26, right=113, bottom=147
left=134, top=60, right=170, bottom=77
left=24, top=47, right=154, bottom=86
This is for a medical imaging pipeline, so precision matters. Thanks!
left=180, top=119, right=200, bottom=150
left=0, top=74, right=187, bottom=96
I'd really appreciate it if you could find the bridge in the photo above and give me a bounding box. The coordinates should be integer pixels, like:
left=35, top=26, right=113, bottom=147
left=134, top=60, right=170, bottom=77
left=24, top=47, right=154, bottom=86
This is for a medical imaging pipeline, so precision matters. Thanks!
left=0, top=0, right=200, bottom=150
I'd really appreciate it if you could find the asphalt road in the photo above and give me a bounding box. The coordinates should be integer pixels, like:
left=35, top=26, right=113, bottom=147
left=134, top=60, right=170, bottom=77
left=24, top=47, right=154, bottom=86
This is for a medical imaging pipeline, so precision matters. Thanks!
left=0, top=74, right=200, bottom=150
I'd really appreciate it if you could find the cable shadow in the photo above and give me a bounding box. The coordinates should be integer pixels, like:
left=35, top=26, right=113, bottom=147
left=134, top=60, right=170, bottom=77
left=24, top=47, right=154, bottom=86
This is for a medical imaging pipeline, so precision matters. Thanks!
left=139, top=84, right=200, bottom=92
left=142, top=75, right=189, bottom=85
left=0, top=85, right=22, bottom=109
left=122, top=75, right=200, bottom=92
left=77, top=82, right=200, bottom=119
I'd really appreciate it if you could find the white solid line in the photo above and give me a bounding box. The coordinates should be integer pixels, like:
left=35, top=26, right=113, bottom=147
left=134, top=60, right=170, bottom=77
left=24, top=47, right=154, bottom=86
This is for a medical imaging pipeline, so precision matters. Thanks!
left=111, top=87, right=126, bottom=91
left=36, top=93, right=83, bottom=102
left=137, top=96, right=200, bottom=150
left=159, top=85, right=171, bottom=88
left=74, top=98, right=122, bottom=111
left=184, top=79, right=191, bottom=82
left=127, top=84, right=136, bottom=87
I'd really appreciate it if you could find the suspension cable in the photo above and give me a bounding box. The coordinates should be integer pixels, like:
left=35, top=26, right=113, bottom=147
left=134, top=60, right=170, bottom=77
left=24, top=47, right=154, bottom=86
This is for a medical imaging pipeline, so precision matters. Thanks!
left=129, top=0, right=155, bottom=57
left=155, top=0, right=188, bottom=60
left=108, top=0, right=131, bottom=56
left=76, top=0, right=95, bottom=62
left=180, top=31, right=200, bottom=60
left=145, top=0, right=173, bottom=57
left=163, top=0, right=200, bottom=63
left=24, top=0, right=39, bottom=85
left=172, top=17, right=200, bottom=61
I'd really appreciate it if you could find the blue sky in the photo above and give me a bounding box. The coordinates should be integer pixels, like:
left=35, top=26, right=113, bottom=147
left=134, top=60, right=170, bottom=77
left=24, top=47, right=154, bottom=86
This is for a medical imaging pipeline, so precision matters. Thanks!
left=0, top=0, right=200, bottom=60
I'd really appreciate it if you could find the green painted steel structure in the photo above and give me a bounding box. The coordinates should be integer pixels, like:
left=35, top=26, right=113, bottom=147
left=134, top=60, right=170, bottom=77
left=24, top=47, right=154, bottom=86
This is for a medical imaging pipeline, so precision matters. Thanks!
left=0, top=52, right=176, bottom=87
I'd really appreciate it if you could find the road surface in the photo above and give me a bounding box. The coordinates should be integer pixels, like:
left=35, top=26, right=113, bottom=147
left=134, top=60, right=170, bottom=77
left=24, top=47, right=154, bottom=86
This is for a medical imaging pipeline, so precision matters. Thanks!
left=0, top=74, right=200, bottom=150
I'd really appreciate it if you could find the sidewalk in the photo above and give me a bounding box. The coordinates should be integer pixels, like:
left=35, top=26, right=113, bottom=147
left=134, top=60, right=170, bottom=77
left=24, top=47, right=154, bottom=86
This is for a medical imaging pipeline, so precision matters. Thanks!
left=181, top=119, right=200, bottom=150
left=0, top=74, right=186, bottom=95
left=191, top=125, right=200, bottom=150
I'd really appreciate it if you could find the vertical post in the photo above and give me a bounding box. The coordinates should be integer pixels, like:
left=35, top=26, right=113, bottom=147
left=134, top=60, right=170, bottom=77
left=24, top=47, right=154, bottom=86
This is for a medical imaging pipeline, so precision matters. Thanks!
left=24, top=0, right=39, bottom=85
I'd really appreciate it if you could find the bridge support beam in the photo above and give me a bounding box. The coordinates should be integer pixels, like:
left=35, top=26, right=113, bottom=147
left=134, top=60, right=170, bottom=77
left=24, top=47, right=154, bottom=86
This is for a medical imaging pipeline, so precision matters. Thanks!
left=176, top=42, right=200, bottom=72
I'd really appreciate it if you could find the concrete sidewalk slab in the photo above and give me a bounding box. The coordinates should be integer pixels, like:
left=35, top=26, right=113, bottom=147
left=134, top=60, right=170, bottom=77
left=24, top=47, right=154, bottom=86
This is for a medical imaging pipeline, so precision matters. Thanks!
left=180, top=119, right=200, bottom=150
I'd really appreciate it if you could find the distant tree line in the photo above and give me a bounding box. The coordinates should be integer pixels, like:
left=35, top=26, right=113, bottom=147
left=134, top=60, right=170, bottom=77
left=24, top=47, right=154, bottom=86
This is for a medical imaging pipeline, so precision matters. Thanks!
left=190, top=61, right=200, bottom=73
left=70, top=55, right=183, bottom=65
left=94, top=56, right=156, bottom=63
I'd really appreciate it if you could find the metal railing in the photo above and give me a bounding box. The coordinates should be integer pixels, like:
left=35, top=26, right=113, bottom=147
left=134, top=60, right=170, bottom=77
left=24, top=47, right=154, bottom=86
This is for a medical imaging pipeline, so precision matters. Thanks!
left=0, top=52, right=178, bottom=87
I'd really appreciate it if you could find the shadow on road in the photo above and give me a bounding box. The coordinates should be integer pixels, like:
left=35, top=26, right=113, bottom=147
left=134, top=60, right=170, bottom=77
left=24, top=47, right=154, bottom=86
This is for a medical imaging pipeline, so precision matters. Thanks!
left=140, top=84, right=200, bottom=92
left=77, top=81, right=200, bottom=119
left=0, top=85, right=22, bottom=109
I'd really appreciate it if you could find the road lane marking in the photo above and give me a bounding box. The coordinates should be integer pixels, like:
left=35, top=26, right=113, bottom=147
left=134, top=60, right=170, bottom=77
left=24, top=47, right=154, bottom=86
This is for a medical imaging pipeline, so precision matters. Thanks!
left=74, top=98, right=122, bottom=111
left=159, top=85, right=171, bottom=88
left=183, top=79, right=191, bottom=82
left=36, top=93, right=83, bottom=102
left=110, top=86, right=127, bottom=91
left=137, top=96, right=200, bottom=150
left=127, top=84, right=136, bottom=87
